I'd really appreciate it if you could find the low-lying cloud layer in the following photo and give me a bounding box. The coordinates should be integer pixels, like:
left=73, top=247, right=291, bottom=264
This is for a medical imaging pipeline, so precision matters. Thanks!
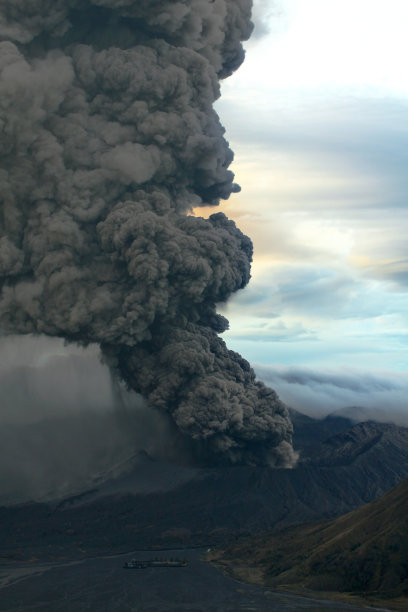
left=256, top=364, right=408, bottom=425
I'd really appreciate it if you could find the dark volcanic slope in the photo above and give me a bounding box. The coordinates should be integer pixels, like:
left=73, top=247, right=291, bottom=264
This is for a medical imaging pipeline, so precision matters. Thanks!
left=1, top=421, right=408, bottom=559
left=214, top=478, right=408, bottom=599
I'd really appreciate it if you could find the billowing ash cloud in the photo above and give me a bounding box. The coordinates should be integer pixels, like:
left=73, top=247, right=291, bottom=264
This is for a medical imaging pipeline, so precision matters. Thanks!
left=0, top=0, right=294, bottom=466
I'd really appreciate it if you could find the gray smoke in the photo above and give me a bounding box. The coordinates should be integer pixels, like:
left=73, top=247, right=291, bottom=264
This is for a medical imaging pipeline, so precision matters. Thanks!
left=0, top=0, right=294, bottom=466
left=0, top=338, right=194, bottom=504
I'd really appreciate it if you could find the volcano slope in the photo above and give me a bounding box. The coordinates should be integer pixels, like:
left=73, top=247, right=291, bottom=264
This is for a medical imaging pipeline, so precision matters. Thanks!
left=210, top=477, right=408, bottom=604
left=1, top=418, right=408, bottom=561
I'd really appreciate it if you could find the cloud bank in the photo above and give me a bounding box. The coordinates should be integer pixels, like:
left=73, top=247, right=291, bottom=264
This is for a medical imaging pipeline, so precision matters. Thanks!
left=256, top=364, right=408, bottom=425
left=0, top=1, right=294, bottom=466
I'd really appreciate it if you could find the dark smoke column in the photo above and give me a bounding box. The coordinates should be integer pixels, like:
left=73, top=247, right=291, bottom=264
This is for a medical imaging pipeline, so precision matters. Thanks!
left=0, top=0, right=295, bottom=466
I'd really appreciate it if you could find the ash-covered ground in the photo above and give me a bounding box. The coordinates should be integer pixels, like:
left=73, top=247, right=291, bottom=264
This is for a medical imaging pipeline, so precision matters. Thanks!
left=0, top=548, right=393, bottom=612
left=1, top=415, right=407, bottom=611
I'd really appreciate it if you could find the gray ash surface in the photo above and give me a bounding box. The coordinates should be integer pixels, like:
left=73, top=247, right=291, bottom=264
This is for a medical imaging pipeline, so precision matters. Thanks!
left=0, top=549, right=392, bottom=612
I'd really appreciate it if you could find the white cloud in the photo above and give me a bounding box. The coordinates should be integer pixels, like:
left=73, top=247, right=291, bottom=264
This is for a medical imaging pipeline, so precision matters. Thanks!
left=255, top=363, right=408, bottom=425
left=225, top=0, right=408, bottom=97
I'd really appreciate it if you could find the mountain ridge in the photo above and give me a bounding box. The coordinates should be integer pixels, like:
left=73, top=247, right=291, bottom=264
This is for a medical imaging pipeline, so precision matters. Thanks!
left=210, top=477, right=408, bottom=602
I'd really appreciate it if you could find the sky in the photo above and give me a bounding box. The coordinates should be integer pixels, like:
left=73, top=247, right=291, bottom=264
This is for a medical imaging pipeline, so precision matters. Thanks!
left=195, top=0, right=408, bottom=417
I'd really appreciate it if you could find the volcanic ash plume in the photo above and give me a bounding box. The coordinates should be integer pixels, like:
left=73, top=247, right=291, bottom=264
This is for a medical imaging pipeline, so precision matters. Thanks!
left=0, top=0, right=295, bottom=466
